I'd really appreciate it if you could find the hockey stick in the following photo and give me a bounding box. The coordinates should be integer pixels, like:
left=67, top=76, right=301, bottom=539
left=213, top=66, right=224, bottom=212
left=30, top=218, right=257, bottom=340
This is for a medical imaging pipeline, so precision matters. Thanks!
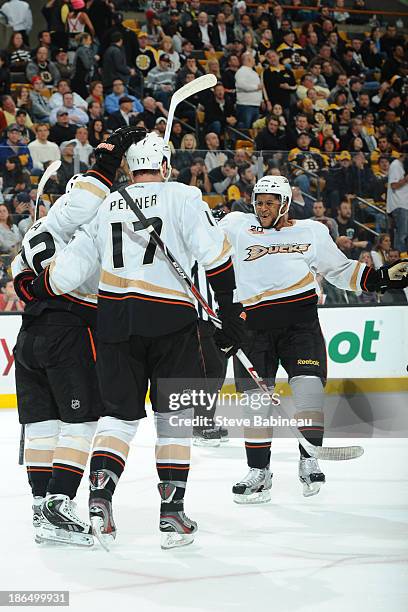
left=34, top=160, right=61, bottom=221
left=163, top=74, right=217, bottom=143
left=18, top=161, right=62, bottom=464
left=118, top=187, right=363, bottom=461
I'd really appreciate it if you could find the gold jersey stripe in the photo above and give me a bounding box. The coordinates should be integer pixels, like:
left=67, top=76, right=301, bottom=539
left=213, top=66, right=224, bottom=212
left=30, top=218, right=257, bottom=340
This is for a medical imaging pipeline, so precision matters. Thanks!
left=242, top=272, right=315, bottom=305
left=207, top=235, right=232, bottom=267
left=100, top=269, right=193, bottom=301
left=75, top=180, right=108, bottom=200
left=53, top=447, right=89, bottom=467
left=350, top=261, right=362, bottom=292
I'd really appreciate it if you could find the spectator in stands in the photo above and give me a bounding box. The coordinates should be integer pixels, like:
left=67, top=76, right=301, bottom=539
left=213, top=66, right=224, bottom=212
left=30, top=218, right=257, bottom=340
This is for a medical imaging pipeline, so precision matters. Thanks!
left=107, top=95, right=141, bottom=131
left=66, top=0, right=95, bottom=50
left=49, top=108, right=77, bottom=145
left=87, top=100, right=103, bottom=122
left=221, top=54, right=240, bottom=92
left=14, top=109, right=34, bottom=143
left=86, top=80, right=104, bottom=106
left=169, top=120, right=184, bottom=149
left=235, top=52, right=262, bottom=129
left=134, top=32, right=157, bottom=79
left=176, top=56, right=204, bottom=89
left=0, top=0, right=32, bottom=46
left=211, top=12, right=234, bottom=51
left=147, top=54, right=177, bottom=109
left=18, top=200, right=46, bottom=238
left=370, top=136, right=399, bottom=173
left=0, top=203, right=20, bottom=254
left=6, top=31, right=31, bottom=73
left=263, top=50, right=296, bottom=111
left=28, top=123, right=60, bottom=171
left=231, top=184, right=253, bottom=213
left=49, top=91, right=89, bottom=126
left=71, top=33, right=97, bottom=99
left=0, top=277, right=25, bottom=312
left=26, top=46, right=61, bottom=87
left=53, top=47, right=72, bottom=81
left=178, top=156, right=212, bottom=194
left=311, top=199, right=339, bottom=241
left=289, top=132, right=325, bottom=196
left=141, top=9, right=164, bottom=46
left=0, top=52, right=10, bottom=97
left=57, top=140, right=87, bottom=193
left=371, top=233, right=392, bottom=269
left=236, top=162, right=256, bottom=195
left=203, top=132, right=228, bottom=173
left=1, top=93, right=32, bottom=129
left=29, top=76, right=51, bottom=123
left=49, top=79, right=87, bottom=111
left=74, top=126, right=93, bottom=167
left=0, top=123, right=32, bottom=171
left=173, top=133, right=198, bottom=175
left=287, top=113, right=314, bottom=149
left=380, top=248, right=408, bottom=304
left=158, top=36, right=181, bottom=72
left=336, top=199, right=368, bottom=252
left=88, top=118, right=105, bottom=147
left=255, top=115, right=288, bottom=154
left=105, top=78, right=143, bottom=116
left=139, top=96, right=168, bottom=131
left=380, top=25, right=405, bottom=59
left=290, top=185, right=315, bottom=220
left=102, top=32, right=135, bottom=89
left=387, top=148, right=408, bottom=254
left=208, top=159, right=239, bottom=195
left=0, top=155, right=30, bottom=194
left=203, top=82, right=236, bottom=135
left=350, top=151, right=377, bottom=199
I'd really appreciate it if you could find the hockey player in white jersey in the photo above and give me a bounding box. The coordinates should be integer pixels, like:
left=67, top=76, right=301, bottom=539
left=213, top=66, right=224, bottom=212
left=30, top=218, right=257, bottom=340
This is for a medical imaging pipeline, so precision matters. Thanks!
left=12, top=126, right=146, bottom=545
left=24, top=132, right=245, bottom=549
left=219, top=175, right=408, bottom=502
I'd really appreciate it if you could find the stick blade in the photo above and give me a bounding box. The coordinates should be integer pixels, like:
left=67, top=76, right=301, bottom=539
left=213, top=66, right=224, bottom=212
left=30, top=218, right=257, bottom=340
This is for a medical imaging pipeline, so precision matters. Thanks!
left=315, top=445, right=364, bottom=461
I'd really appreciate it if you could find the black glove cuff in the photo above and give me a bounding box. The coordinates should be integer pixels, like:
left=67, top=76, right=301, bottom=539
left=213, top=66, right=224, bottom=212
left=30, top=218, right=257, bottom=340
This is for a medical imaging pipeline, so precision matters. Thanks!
left=216, top=291, right=234, bottom=311
left=31, top=267, right=57, bottom=300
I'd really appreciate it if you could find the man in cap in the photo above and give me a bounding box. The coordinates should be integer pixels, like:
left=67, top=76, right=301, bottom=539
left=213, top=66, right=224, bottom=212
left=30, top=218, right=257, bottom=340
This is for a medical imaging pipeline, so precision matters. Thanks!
left=57, top=140, right=87, bottom=193
left=30, top=76, right=51, bottom=123
left=135, top=31, right=157, bottom=78
left=107, top=96, right=142, bottom=131
left=154, top=116, right=167, bottom=137
left=49, top=109, right=77, bottom=146
left=0, top=124, right=32, bottom=170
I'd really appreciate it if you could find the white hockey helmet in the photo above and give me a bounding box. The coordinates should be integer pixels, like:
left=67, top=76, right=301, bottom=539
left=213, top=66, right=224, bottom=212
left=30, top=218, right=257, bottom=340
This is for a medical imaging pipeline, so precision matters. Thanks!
left=125, top=133, right=172, bottom=181
left=65, top=173, right=82, bottom=194
left=251, top=175, right=292, bottom=227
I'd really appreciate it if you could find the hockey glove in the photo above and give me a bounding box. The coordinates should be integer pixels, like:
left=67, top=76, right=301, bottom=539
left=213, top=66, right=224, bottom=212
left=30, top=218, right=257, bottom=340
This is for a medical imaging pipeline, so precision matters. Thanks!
left=214, top=297, right=248, bottom=358
left=364, top=260, right=408, bottom=292
left=88, top=126, right=147, bottom=185
left=13, top=269, right=37, bottom=304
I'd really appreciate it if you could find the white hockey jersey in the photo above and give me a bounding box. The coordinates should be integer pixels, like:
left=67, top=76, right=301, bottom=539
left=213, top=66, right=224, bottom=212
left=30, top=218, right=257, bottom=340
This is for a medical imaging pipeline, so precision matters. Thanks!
left=43, top=182, right=233, bottom=341
left=219, top=212, right=368, bottom=329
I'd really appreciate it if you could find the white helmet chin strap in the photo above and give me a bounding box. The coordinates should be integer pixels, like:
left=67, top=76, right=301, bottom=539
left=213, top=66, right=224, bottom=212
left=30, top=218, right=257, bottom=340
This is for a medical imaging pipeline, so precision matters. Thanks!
left=272, top=197, right=289, bottom=227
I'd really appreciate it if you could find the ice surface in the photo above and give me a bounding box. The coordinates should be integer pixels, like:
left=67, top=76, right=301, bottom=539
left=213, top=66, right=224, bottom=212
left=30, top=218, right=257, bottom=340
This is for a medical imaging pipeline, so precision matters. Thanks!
left=1, top=407, right=407, bottom=612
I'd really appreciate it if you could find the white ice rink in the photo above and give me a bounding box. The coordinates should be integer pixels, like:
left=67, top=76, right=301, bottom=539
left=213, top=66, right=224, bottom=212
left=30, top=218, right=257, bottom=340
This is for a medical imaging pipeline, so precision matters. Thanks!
left=1, top=407, right=408, bottom=612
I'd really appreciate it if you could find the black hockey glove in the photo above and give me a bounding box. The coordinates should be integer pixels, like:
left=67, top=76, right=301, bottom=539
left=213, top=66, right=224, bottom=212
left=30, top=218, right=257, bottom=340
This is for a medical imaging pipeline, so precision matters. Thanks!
left=214, top=295, right=248, bottom=358
left=364, top=260, right=408, bottom=292
left=88, top=126, right=147, bottom=185
left=13, top=269, right=37, bottom=304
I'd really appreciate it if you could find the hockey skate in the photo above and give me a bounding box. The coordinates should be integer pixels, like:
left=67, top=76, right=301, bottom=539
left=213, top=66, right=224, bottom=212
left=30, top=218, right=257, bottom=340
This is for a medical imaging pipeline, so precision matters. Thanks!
left=89, top=470, right=117, bottom=551
left=219, top=426, right=229, bottom=443
left=299, top=457, right=326, bottom=497
left=38, top=494, right=93, bottom=546
left=158, top=482, right=197, bottom=549
left=233, top=466, right=273, bottom=504
left=32, top=496, right=45, bottom=544
left=193, top=426, right=221, bottom=447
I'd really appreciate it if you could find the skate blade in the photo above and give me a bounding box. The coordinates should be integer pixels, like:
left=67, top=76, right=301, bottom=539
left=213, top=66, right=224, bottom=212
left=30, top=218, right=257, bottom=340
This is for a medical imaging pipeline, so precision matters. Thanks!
left=36, top=525, right=94, bottom=547
left=233, top=489, right=271, bottom=505
left=91, top=516, right=115, bottom=551
left=160, top=532, right=195, bottom=550
left=193, top=437, right=220, bottom=448
left=302, top=481, right=323, bottom=497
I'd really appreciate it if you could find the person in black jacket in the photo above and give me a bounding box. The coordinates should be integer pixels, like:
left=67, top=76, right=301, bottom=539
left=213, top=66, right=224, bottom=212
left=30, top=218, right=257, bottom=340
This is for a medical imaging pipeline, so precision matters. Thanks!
left=210, top=12, right=234, bottom=51
left=107, top=96, right=140, bottom=131
left=203, top=83, right=236, bottom=135
left=255, top=115, right=288, bottom=156
left=48, top=109, right=77, bottom=146
left=102, top=32, right=135, bottom=90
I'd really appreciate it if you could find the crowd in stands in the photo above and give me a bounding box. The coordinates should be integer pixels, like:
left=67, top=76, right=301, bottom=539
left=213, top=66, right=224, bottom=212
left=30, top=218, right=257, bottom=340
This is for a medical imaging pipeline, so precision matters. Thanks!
left=0, top=0, right=407, bottom=308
